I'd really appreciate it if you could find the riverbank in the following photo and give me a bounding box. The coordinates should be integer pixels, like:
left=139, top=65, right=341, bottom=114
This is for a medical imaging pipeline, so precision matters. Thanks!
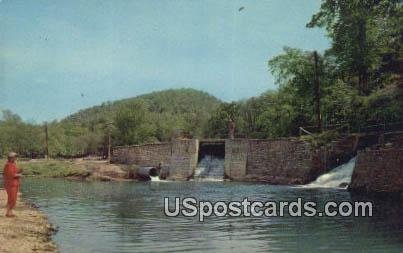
left=3, top=159, right=135, bottom=181
left=0, top=189, right=58, bottom=253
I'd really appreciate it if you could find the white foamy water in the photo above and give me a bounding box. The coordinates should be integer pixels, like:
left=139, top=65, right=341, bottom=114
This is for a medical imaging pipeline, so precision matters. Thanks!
left=150, top=175, right=160, bottom=182
left=306, top=157, right=356, bottom=188
left=194, top=155, right=224, bottom=181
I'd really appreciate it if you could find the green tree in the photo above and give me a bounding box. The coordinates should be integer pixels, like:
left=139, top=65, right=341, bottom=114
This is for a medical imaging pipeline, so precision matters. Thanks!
left=0, top=110, right=44, bottom=157
left=307, top=0, right=401, bottom=94
left=206, top=102, right=240, bottom=138
left=113, top=100, right=156, bottom=145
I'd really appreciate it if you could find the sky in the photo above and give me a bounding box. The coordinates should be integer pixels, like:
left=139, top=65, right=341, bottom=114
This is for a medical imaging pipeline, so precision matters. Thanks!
left=0, top=0, right=329, bottom=123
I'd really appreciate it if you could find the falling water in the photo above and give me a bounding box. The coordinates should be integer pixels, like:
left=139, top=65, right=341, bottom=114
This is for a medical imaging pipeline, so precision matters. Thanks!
left=150, top=175, right=160, bottom=182
left=194, top=155, right=224, bottom=181
left=306, top=157, right=356, bottom=188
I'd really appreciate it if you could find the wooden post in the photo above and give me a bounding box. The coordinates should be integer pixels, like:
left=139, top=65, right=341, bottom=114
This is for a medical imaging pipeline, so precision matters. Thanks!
left=108, top=131, right=111, bottom=163
left=313, top=51, right=322, bottom=133
left=106, top=122, right=113, bottom=163
left=45, top=123, right=49, bottom=159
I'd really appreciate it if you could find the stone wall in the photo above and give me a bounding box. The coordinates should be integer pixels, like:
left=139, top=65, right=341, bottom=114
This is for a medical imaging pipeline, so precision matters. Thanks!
left=224, top=139, right=248, bottom=180
left=168, top=139, right=199, bottom=180
left=313, top=135, right=359, bottom=173
left=111, top=143, right=172, bottom=167
left=247, top=139, right=316, bottom=184
left=112, top=140, right=199, bottom=180
left=225, top=138, right=322, bottom=184
left=349, top=148, right=403, bottom=193
left=111, top=132, right=403, bottom=183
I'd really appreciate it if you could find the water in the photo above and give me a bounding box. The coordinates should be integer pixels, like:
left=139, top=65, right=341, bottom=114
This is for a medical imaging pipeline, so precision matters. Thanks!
left=194, top=155, right=224, bottom=181
left=20, top=179, right=403, bottom=253
left=307, top=157, right=356, bottom=188
left=150, top=175, right=160, bottom=182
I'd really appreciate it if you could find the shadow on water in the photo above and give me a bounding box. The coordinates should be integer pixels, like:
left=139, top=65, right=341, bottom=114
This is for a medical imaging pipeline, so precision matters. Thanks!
left=350, top=193, right=403, bottom=242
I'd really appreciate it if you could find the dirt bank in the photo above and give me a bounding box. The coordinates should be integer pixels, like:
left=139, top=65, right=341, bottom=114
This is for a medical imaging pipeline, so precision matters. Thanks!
left=0, top=190, right=58, bottom=253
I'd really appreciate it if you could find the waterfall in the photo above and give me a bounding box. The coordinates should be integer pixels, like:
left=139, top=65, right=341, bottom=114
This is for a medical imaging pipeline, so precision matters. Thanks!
left=150, top=175, right=160, bottom=182
left=306, top=157, right=356, bottom=188
left=194, top=155, right=224, bottom=181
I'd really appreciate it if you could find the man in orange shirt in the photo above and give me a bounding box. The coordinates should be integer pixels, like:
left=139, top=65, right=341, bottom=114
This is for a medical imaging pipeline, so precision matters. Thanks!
left=3, top=152, right=21, bottom=217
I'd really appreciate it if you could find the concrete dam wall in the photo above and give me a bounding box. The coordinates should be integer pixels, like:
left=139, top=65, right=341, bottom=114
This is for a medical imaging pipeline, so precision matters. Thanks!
left=112, top=139, right=199, bottom=181
left=349, top=148, right=403, bottom=194
left=112, top=138, right=326, bottom=183
left=112, top=142, right=172, bottom=166
left=111, top=132, right=402, bottom=190
left=225, top=138, right=323, bottom=184
left=111, top=132, right=401, bottom=184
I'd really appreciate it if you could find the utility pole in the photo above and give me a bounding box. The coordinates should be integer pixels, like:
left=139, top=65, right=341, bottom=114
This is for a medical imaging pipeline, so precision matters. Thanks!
left=106, top=122, right=113, bottom=163
left=108, top=131, right=111, bottom=163
left=313, top=51, right=322, bottom=133
left=44, top=123, right=49, bottom=159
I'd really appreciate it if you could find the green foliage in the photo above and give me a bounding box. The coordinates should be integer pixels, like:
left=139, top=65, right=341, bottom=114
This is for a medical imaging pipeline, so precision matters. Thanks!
left=114, top=100, right=157, bottom=145
left=300, top=130, right=342, bottom=148
left=0, top=110, right=44, bottom=157
left=65, top=88, right=221, bottom=143
left=205, top=102, right=240, bottom=138
left=18, top=160, right=89, bottom=178
left=307, top=0, right=402, bottom=94
left=1, top=2, right=401, bottom=157
left=1, top=89, right=221, bottom=157
left=205, top=0, right=401, bottom=140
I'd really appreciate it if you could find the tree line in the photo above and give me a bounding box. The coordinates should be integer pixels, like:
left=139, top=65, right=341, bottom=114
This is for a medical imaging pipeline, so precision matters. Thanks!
left=206, top=0, right=402, bottom=139
left=1, top=0, right=402, bottom=158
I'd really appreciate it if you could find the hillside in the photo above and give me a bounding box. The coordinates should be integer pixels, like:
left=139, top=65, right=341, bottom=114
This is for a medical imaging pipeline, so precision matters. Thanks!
left=64, top=88, right=221, bottom=125
left=60, top=88, right=222, bottom=147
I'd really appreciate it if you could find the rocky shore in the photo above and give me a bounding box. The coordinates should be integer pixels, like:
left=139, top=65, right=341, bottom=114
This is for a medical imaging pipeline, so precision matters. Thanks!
left=0, top=190, right=58, bottom=253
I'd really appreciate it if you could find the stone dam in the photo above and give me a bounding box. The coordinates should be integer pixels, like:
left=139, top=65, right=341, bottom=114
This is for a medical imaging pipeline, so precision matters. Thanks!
left=111, top=132, right=403, bottom=191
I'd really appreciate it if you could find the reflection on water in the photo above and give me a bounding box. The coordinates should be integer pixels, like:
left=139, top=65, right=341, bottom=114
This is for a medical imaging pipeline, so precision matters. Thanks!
left=20, top=179, right=403, bottom=253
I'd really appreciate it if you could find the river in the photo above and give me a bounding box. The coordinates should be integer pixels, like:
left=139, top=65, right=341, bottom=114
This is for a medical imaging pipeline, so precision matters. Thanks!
left=20, top=179, right=403, bottom=253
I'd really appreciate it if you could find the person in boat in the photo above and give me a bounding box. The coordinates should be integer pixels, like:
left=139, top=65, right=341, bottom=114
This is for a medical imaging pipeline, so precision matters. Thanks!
left=3, top=152, right=21, bottom=217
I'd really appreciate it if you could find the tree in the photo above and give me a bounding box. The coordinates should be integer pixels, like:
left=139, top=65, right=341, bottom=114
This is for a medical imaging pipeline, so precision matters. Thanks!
left=113, top=100, right=156, bottom=145
left=0, top=110, right=44, bottom=157
left=307, top=0, right=402, bottom=94
left=206, top=102, right=241, bottom=138
left=268, top=47, right=332, bottom=132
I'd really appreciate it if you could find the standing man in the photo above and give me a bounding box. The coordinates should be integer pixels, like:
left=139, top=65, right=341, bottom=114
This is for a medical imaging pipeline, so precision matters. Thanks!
left=3, top=152, right=21, bottom=217
left=228, top=119, right=236, bottom=139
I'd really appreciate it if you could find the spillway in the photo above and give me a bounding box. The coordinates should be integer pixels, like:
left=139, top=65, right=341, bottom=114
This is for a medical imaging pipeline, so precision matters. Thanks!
left=306, top=157, right=356, bottom=188
left=194, top=155, right=224, bottom=181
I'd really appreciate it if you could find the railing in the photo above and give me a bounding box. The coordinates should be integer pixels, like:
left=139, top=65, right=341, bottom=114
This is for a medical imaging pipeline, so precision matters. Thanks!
left=298, top=123, right=350, bottom=136
left=354, top=121, right=403, bottom=133
left=299, top=121, right=403, bottom=136
left=199, top=121, right=403, bottom=139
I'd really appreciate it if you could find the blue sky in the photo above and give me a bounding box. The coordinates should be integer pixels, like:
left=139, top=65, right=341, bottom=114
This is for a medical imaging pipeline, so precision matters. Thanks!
left=0, top=0, right=329, bottom=123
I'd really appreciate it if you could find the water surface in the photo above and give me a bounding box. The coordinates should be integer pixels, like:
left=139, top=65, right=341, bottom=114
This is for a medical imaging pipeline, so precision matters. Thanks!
left=20, top=179, right=403, bottom=253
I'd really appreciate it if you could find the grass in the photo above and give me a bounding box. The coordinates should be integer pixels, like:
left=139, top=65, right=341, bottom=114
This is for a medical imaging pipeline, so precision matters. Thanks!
left=8, top=159, right=90, bottom=178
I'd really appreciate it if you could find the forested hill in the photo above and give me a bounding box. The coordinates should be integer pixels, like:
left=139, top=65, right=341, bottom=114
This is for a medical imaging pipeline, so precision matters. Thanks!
left=64, top=88, right=221, bottom=126
left=1, top=89, right=223, bottom=157
left=61, top=88, right=222, bottom=147
left=1, top=1, right=401, bottom=158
